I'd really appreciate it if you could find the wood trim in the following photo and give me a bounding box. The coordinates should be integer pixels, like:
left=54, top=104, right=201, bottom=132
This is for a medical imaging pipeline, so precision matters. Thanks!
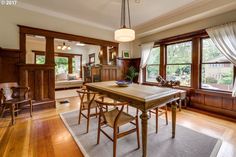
left=45, top=37, right=55, bottom=64
left=192, top=37, right=200, bottom=89
left=155, top=29, right=208, bottom=45
left=18, top=25, right=118, bottom=47
left=33, top=50, right=83, bottom=77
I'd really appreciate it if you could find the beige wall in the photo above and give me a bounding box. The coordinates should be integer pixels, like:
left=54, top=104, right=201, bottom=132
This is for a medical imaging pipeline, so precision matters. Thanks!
left=0, top=6, right=115, bottom=49
left=132, top=9, right=236, bottom=58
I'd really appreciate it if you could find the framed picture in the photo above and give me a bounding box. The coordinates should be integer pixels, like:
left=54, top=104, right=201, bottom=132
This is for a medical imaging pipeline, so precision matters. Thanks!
left=89, top=53, right=95, bottom=64
left=122, top=50, right=130, bottom=58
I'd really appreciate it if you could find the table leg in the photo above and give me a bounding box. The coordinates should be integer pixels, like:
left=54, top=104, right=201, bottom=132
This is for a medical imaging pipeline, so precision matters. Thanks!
left=171, top=101, right=177, bottom=138
left=140, top=111, right=148, bottom=157
left=10, top=103, right=15, bottom=125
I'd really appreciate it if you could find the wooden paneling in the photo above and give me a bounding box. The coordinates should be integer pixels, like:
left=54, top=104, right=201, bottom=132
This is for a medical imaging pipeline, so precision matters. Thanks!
left=204, top=95, right=222, bottom=108
left=89, top=65, right=121, bottom=82
left=191, top=90, right=236, bottom=118
left=0, top=48, right=20, bottom=83
left=100, top=65, right=120, bottom=81
left=19, top=64, right=55, bottom=106
left=222, top=98, right=233, bottom=110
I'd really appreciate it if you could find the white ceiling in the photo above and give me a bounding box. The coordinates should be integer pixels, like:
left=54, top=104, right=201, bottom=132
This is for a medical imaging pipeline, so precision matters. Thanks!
left=17, top=0, right=236, bottom=37
left=18, top=0, right=196, bottom=30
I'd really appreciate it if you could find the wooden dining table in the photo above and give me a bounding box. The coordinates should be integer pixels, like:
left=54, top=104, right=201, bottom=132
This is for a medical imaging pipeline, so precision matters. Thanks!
left=86, top=81, right=181, bottom=157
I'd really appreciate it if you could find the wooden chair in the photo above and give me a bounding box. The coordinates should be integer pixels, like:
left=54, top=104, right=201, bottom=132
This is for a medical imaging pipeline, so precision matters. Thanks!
left=0, top=82, right=32, bottom=125
left=95, top=96, right=140, bottom=157
left=77, top=88, right=99, bottom=133
left=150, top=75, right=181, bottom=133
left=150, top=104, right=168, bottom=133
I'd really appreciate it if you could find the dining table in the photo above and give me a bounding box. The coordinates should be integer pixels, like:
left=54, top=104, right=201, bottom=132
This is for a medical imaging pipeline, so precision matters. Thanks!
left=86, top=81, right=181, bottom=157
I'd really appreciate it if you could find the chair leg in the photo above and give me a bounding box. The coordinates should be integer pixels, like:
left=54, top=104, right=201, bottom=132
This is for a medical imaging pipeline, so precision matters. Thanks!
left=155, top=108, right=158, bottom=133
left=179, top=99, right=182, bottom=111
left=78, top=105, right=82, bottom=125
left=30, top=100, right=33, bottom=117
left=97, top=115, right=101, bottom=144
left=86, top=108, right=91, bottom=133
left=113, top=128, right=117, bottom=157
left=126, top=105, right=129, bottom=113
left=0, top=104, right=6, bottom=117
left=95, top=107, right=98, bottom=118
left=165, top=105, right=168, bottom=125
left=135, top=116, right=140, bottom=149
left=10, top=104, right=15, bottom=125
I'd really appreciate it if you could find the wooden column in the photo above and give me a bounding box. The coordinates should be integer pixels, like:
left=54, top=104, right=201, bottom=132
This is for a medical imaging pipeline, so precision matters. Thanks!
left=192, top=37, right=200, bottom=89
left=68, top=56, right=73, bottom=73
left=100, top=46, right=108, bottom=65
left=45, top=37, right=55, bottom=64
left=160, top=44, right=166, bottom=79
left=19, top=32, right=26, bottom=64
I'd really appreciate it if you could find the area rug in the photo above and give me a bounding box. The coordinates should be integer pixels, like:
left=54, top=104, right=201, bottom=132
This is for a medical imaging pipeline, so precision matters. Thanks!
left=60, top=110, right=222, bottom=157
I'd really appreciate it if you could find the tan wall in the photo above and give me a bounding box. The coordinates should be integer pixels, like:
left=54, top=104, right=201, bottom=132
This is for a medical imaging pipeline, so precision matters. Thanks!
left=132, top=9, right=236, bottom=58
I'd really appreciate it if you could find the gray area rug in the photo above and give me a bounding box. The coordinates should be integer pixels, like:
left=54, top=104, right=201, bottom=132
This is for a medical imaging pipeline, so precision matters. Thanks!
left=60, top=109, right=221, bottom=157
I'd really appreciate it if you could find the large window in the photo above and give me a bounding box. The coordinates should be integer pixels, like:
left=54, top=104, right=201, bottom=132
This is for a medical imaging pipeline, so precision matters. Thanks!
left=201, top=38, right=233, bottom=91
left=166, top=41, right=192, bottom=86
left=55, top=56, right=69, bottom=74
left=146, top=47, right=160, bottom=82
left=72, top=56, right=82, bottom=74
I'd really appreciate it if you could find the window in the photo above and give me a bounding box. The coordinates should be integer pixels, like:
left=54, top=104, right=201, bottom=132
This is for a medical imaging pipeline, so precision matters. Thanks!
left=72, top=56, right=82, bottom=74
left=201, top=38, right=233, bottom=91
left=166, top=41, right=192, bottom=86
left=35, top=55, right=45, bottom=64
left=146, top=47, right=160, bottom=82
left=55, top=56, right=69, bottom=74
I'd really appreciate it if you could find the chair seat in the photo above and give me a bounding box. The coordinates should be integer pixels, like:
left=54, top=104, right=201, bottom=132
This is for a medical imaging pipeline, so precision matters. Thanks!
left=81, top=101, right=97, bottom=110
left=104, top=109, right=135, bottom=128
left=4, top=97, right=30, bottom=105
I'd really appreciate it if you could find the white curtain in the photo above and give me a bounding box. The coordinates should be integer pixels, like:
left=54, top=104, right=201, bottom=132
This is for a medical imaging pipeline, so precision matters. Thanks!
left=138, top=42, right=154, bottom=84
left=206, top=22, right=236, bottom=96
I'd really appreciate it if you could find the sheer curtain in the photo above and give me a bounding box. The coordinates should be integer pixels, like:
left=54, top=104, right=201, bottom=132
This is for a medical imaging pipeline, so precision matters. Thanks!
left=138, top=42, right=154, bottom=84
left=206, top=22, right=236, bottom=96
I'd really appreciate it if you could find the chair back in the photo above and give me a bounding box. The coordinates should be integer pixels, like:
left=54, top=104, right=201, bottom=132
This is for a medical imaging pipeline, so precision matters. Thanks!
left=0, top=82, right=18, bottom=102
left=76, top=88, right=97, bottom=107
left=95, top=96, right=128, bottom=127
left=156, top=75, right=180, bottom=87
left=0, top=82, right=30, bottom=101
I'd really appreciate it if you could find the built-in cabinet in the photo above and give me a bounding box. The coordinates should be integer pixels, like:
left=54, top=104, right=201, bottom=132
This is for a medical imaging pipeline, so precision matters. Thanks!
left=84, top=65, right=121, bottom=83
left=116, top=57, right=141, bottom=83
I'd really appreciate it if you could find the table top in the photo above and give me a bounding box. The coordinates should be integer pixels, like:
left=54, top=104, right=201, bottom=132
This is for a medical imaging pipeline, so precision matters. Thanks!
left=86, top=81, right=180, bottom=103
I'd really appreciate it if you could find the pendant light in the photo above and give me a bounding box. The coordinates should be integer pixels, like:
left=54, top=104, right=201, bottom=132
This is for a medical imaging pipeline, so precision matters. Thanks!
left=114, top=0, right=135, bottom=42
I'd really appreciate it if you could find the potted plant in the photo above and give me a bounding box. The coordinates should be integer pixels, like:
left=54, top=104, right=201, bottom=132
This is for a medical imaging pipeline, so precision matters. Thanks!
left=126, top=66, right=139, bottom=83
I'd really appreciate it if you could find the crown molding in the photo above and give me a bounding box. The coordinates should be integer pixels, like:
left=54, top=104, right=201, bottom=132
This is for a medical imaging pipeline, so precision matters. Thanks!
left=135, top=0, right=236, bottom=38
left=14, top=2, right=114, bottom=31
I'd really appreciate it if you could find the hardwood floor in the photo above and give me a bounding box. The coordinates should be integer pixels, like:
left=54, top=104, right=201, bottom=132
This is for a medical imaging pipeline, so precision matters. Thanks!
left=0, top=96, right=236, bottom=157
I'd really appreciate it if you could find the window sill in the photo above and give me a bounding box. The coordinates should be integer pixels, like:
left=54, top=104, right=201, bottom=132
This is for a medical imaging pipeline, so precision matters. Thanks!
left=195, top=89, right=232, bottom=98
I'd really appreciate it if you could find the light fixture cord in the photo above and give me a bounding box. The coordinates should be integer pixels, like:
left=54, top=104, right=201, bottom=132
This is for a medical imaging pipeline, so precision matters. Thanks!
left=127, top=0, right=131, bottom=28
left=121, top=0, right=125, bottom=28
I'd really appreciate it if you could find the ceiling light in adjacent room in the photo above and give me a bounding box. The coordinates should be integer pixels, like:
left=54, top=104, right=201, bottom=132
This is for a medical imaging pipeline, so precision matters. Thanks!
left=57, top=42, right=72, bottom=50
left=76, top=42, right=85, bottom=46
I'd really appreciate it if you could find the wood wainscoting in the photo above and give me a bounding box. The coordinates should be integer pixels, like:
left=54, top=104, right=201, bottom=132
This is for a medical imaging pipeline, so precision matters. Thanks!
left=191, top=90, right=236, bottom=119
left=100, top=65, right=121, bottom=81
left=0, top=48, right=20, bottom=83
left=18, top=64, right=56, bottom=108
